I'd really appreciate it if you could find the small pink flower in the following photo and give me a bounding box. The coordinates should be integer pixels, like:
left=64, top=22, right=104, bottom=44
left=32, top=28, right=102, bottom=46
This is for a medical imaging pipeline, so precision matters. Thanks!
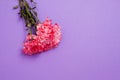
left=23, top=35, right=42, bottom=55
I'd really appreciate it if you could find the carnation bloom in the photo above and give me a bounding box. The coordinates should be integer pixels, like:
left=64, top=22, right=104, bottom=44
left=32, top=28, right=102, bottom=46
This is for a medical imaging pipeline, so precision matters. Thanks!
left=36, top=18, right=62, bottom=47
left=23, top=18, right=62, bottom=55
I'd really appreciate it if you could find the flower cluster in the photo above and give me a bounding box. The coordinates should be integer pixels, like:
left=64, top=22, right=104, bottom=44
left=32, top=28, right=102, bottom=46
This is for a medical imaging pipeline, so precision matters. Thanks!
left=14, top=0, right=61, bottom=55
left=23, top=18, right=61, bottom=55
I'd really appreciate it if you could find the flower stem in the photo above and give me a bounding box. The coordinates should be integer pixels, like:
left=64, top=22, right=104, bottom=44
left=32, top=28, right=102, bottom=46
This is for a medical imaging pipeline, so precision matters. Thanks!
left=19, top=0, right=40, bottom=34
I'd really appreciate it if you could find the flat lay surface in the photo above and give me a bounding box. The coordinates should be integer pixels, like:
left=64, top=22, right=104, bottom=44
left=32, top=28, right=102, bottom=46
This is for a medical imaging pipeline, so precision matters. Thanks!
left=0, top=0, right=120, bottom=80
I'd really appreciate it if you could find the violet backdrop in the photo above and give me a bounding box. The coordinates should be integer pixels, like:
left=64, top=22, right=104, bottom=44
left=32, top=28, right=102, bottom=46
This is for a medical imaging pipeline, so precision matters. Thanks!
left=0, top=0, right=120, bottom=80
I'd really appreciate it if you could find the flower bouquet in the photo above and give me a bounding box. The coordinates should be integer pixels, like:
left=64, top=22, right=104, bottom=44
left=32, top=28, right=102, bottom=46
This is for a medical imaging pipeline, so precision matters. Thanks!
left=14, top=0, right=62, bottom=55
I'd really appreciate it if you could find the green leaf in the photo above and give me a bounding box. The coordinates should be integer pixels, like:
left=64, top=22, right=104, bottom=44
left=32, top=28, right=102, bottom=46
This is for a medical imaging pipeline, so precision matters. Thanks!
left=13, top=5, right=19, bottom=9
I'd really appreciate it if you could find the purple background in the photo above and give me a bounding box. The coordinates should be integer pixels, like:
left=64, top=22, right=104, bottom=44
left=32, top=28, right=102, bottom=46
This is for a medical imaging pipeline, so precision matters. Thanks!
left=0, top=0, right=120, bottom=80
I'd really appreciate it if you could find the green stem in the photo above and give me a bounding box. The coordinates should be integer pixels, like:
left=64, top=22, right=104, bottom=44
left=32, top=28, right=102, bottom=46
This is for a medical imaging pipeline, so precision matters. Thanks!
left=19, top=0, right=40, bottom=34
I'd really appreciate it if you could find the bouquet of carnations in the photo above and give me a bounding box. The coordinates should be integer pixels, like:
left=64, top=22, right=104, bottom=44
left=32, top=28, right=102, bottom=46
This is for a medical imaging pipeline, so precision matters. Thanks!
left=14, top=0, right=62, bottom=55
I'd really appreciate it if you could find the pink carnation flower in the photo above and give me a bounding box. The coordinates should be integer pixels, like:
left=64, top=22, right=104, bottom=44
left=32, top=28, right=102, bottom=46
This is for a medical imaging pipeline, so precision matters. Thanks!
left=23, top=18, right=62, bottom=55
